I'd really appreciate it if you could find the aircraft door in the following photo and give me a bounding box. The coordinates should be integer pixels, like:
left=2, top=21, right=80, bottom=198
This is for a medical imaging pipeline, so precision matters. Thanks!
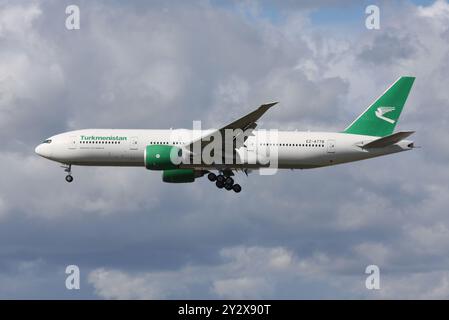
left=68, top=135, right=78, bottom=150
left=129, top=136, right=139, bottom=150
left=327, top=139, right=336, bottom=153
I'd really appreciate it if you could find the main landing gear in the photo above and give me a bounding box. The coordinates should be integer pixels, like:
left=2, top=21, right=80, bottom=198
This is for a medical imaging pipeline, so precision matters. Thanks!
left=62, top=164, right=74, bottom=183
left=207, top=172, right=242, bottom=193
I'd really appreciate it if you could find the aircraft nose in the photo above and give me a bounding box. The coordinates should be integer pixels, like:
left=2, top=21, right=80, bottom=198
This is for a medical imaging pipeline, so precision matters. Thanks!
left=35, top=144, right=51, bottom=158
left=35, top=144, right=43, bottom=156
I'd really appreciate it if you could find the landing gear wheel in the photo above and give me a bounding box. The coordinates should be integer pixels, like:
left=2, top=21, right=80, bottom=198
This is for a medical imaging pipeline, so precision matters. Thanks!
left=225, top=177, right=234, bottom=186
left=232, top=184, right=242, bottom=193
left=216, top=180, right=224, bottom=189
left=208, top=172, right=217, bottom=182
left=216, top=175, right=225, bottom=183
left=62, top=164, right=73, bottom=183
left=225, top=183, right=233, bottom=191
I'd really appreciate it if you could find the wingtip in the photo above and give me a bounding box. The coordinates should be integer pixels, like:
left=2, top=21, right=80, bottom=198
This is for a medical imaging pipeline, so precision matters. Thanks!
left=263, top=101, right=279, bottom=108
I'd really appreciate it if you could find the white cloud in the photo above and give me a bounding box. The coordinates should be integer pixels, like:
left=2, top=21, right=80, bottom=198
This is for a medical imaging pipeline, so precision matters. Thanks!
left=418, top=0, right=449, bottom=20
left=212, top=277, right=272, bottom=299
left=88, top=268, right=167, bottom=299
left=88, top=246, right=300, bottom=299
left=0, top=3, right=41, bottom=37
left=379, top=271, right=449, bottom=299
left=87, top=243, right=449, bottom=299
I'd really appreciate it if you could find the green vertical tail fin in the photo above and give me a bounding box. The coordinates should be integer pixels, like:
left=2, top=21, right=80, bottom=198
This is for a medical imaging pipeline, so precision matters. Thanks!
left=343, top=76, right=415, bottom=137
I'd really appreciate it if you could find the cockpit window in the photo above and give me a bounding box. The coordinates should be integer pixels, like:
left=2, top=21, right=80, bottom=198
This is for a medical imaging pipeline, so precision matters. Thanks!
left=43, top=139, right=52, bottom=144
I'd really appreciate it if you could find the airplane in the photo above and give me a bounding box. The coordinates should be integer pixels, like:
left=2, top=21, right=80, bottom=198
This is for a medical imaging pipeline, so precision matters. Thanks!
left=35, top=76, right=416, bottom=193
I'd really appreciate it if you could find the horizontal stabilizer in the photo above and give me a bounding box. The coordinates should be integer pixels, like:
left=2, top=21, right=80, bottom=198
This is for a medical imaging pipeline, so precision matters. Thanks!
left=362, top=131, right=415, bottom=148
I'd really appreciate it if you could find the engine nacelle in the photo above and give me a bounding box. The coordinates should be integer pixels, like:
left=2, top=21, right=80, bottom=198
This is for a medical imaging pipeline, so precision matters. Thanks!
left=144, top=145, right=182, bottom=170
left=162, top=169, right=196, bottom=183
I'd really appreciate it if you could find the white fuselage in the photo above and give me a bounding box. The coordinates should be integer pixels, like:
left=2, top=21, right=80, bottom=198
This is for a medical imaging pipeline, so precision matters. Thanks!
left=35, top=129, right=413, bottom=170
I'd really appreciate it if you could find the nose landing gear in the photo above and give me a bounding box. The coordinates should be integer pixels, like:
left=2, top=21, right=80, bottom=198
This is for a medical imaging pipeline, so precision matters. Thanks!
left=207, top=172, right=241, bottom=193
left=62, top=164, right=74, bottom=183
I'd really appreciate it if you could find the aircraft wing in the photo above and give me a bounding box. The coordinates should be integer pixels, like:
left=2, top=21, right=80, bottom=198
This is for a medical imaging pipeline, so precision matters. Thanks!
left=186, top=102, right=278, bottom=151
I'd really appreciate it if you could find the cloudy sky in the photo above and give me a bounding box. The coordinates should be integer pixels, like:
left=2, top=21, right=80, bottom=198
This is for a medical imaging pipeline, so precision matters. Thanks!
left=1, top=0, right=449, bottom=299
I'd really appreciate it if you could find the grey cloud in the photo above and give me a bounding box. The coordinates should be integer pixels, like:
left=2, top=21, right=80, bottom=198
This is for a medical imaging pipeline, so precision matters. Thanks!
left=87, top=246, right=342, bottom=299
left=357, top=32, right=417, bottom=65
left=1, top=0, right=449, bottom=299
